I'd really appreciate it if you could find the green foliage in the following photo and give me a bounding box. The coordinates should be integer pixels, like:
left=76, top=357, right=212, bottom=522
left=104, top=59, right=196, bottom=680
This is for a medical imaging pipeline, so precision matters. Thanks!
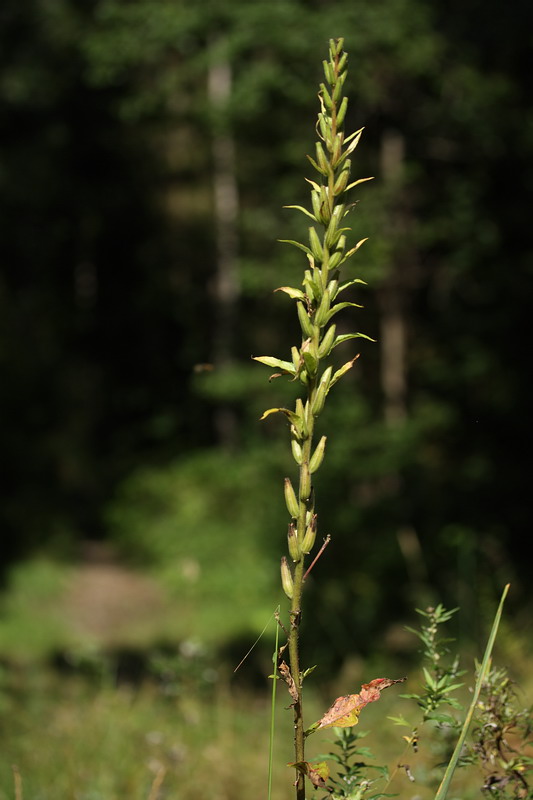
left=465, top=665, right=533, bottom=799
left=319, top=727, right=390, bottom=800
left=402, top=605, right=465, bottom=723
left=107, top=447, right=287, bottom=641
left=1, top=0, right=532, bottom=640
left=0, top=559, right=70, bottom=661
left=0, top=668, right=301, bottom=800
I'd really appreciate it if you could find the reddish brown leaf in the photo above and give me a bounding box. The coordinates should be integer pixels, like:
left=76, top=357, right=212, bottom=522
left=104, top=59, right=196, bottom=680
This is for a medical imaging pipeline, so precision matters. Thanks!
left=279, top=661, right=299, bottom=704
left=317, top=676, right=406, bottom=730
left=288, top=760, right=330, bottom=789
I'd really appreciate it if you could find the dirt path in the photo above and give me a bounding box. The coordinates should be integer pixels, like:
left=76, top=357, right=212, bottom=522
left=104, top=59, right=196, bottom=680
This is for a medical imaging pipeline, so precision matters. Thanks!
left=63, top=545, right=169, bottom=646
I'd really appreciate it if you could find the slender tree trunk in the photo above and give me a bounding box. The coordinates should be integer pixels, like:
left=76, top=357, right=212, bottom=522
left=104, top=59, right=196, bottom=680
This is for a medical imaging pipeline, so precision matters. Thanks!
left=378, top=129, right=409, bottom=426
left=208, top=45, right=240, bottom=446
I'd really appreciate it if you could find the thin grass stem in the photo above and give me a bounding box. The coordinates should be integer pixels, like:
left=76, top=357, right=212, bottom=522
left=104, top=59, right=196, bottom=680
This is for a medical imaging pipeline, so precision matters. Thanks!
left=433, top=583, right=510, bottom=800
left=267, top=606, right=281, bottom=800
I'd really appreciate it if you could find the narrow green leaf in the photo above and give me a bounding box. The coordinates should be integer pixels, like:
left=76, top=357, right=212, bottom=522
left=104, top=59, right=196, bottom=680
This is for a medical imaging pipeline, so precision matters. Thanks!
left=274, top=286, right=307, bottom=301
left=425, top=712, right=460, bottom=726
left=260, top=408, right=302, bottom=430
left=439, top=682, right=465, bottom=695
left=302, top=350, right=318, bottom=377
left=343, top=237, right=369, bottom=260
left=423, top=666, right=437, bottom=690
left=332, top=332, right=376, bottom=349
left=297, top=302, right=315, bottom=338
left=343, top=126, right=364, bottom=145
left=283, top=204, right=317, bottom=221
left=325, top=301, right=363, bottom=323
left=305, top=155, right=326, bottom=175
left=301, top=665, right=317, bottom=682
left=387, top=715, right=410, bottom=727
left=304, top=177, right=321, bottom=192
left=337, top=278, right=367, bottom=294
left=253, top=356, right=296, bottom=374
left=278, top=239, right=312, bottom=256
left=345, top=176, right=374, bottom=191
left=329, top=355, right=359, bottom=388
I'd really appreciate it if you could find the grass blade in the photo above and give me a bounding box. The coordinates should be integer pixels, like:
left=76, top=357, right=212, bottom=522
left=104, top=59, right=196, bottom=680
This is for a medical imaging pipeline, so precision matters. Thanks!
left=267, top=606, right=281, bottom=800
left=433, top=583, right=510, bottom=800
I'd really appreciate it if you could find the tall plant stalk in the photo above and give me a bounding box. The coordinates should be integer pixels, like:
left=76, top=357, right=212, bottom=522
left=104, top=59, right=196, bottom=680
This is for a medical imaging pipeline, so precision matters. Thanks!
left=254, top=38, right=373, bottom=799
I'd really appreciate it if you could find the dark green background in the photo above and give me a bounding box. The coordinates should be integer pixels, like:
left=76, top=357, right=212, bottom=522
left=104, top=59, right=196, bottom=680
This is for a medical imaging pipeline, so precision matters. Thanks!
left=1, top=0, right=531, bottom=659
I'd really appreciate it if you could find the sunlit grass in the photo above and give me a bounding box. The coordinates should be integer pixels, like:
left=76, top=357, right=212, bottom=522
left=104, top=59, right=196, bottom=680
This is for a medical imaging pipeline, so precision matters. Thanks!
left=1, top=647, right=530, bottom=800
left=0, top=668, right=298, bottom=800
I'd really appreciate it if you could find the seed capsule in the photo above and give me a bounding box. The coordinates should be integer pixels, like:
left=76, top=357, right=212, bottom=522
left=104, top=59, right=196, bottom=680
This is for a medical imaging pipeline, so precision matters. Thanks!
left=311, top=367, right=332, bottom=416
left=331, top=134, right=342, bottom=166
left=311, top=190, right=323, bottom=223
left=315, top=141, right=329, bottom=173
left=314, top=289, right=331, bottom=328
left=308, top=226, right=324, bottom=262
left=300, top=463, right=311, bottom=501
left=333, top=167, right=350, bottom=195
left=295, top=398, right=309, bottom=438
left=336, top=96, right=348, bottom=128
left=284, top=477, right=300, bottom=518
left=301, top=514, right=317, bottom=554
left=281, top=556, right=294, bottom=599
left=297, top=302, right=314, bottom=338
left=310, top=436, right=327, bottom=473
left=318, top=324, right=336, bottom=358
left=327, top=279, right=339, bottom=299
left=328, top=250, right=344, bottom=269
left=291, top=437, right=303, bottom=465
left=287, top=523, right=301, bottom=562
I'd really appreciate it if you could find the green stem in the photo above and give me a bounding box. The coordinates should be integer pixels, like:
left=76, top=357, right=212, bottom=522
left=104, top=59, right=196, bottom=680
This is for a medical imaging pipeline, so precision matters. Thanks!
left=289, top=559, right=306, bottom=798
left=289, top=390, right=316, bottom=799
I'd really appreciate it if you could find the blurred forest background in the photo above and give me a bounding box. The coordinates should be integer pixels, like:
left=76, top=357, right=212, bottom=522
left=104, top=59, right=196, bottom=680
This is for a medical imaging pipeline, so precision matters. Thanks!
left=0, top=0, right=532, bottom=795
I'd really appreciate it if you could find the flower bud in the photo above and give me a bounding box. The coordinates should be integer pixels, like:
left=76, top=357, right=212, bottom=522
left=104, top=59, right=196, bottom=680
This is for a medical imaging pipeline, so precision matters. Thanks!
left=311, top=190, right=324, bottom=223
left=287, top=523, right=301, bottom=562
left=319, top=186, right=331, bottom=223
left=327, top=279, right=339, bottom=299
left=338, top=52, right=348, bottom=74
left=314, top=288, right=331, bottom=328
left=324, top=205, right=345, bottom=249
left=315, top=141, right=329, bottom=173
left=331, top=134, right=342, bottom=166
left=281, top=556, right=294, bottom=599
left=311, top=367, right=332, bottom=416
left=320, top=83, right=333, bottom=112
left=311, top=380, right=327, bottom=416
left=297, top=302, right=314, bottom=338
left=284, top=477, right=300, bottom=518
left=336, top=96, right=348, bottom=128
left=318, top=324, right=336, bottom=359
left=308, top=226, right=323, bottom=262
left=309, top=435, right=327, bottom=473
left=333, top=167, right=350, bottom=195
left=291, top=346, right=301, bottom=371
left=322, top=59, right=333, bottom=85
left=295, top=398, right=309, bottom=438
left=327, top=251, right=342, bottom=270
left=332, top=79, right=344, bottom=105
